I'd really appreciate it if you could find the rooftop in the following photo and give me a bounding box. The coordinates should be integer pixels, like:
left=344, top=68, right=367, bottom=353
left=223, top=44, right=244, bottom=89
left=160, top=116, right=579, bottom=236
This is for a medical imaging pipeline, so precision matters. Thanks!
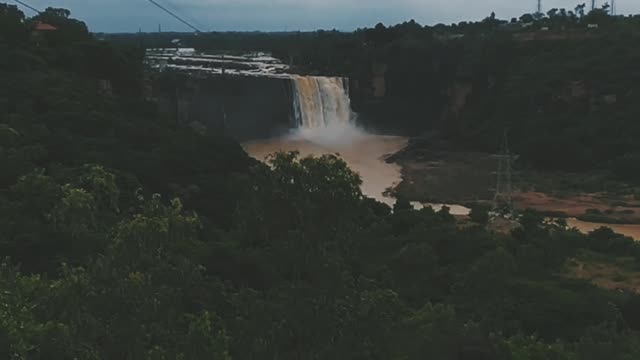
left=34, top=22, right=57, bottom=31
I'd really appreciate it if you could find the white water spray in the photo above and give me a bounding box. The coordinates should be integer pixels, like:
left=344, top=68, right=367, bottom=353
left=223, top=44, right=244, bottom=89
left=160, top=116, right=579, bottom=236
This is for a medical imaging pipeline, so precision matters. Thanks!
left=292, top=76, right=352, bottom=128
left=290, top=76, right=365, bottom=146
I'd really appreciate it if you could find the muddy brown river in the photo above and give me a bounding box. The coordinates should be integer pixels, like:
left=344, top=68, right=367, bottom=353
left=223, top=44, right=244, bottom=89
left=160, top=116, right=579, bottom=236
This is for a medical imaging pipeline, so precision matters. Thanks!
left=244, top=127, right=408, bottom=206
left=566, top=218, right=640, bottom=240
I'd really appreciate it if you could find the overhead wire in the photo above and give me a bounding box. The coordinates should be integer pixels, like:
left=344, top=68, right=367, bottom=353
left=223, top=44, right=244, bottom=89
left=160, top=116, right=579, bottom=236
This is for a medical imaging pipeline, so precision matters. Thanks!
left=145, top=0, right=203, bottom=33
left=11, top=0, right=41, bottom=14
left=162, top=0, right=208, bottom=32
left=13, top=0, right=205, bottom=33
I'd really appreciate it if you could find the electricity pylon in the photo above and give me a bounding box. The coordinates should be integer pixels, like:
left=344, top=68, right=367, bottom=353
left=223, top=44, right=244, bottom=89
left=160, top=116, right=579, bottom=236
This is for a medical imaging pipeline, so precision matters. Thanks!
left=493, top=130, right=514, bottom=216
left=611, top=0, right=616, bottom=15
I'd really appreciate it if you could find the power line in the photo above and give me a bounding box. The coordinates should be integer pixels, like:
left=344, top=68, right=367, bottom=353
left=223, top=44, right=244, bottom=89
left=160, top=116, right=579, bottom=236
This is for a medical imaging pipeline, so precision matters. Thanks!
left=493, top=130, right=514, bottom=217
left=611, top=0, right=616, bottom=15
left=161, top=0, right=208, bottom=33
left=145, top=0, right=202, bottom=33
left=11, top=0, right=41, bottom=14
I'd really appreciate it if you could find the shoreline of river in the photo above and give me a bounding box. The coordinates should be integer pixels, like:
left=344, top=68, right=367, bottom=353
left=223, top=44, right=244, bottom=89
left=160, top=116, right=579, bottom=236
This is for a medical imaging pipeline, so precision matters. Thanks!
left=244, top=131, right=640, bottom=240
left=389, top=136, right=640, bottom=240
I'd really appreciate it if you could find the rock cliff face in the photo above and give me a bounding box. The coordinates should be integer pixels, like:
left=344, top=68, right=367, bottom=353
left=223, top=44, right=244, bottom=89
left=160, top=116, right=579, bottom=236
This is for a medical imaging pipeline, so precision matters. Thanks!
left=349, top=62, right=449, bottom=135
left=371, top=62, right=388, bottom=98
left=439, top=82, right=473, bottom=126
left=153, top=73, right=296, bottom=141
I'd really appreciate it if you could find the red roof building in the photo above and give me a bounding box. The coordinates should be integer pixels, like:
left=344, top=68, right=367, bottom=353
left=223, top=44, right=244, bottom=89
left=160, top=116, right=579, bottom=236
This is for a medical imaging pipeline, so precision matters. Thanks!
left=34, top=22, right=57, bottom=31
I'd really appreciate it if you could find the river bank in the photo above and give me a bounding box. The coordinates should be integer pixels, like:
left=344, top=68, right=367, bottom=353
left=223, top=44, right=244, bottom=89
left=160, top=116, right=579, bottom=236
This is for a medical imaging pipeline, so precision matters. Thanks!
left=244, top=129, right=640, bottom=239
left=390, top=135, right=640, bottom=239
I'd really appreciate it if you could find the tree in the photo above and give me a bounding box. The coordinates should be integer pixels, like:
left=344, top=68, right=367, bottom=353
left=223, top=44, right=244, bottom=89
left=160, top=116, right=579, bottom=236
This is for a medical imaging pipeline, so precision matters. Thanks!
left=32, top=7, right=90, bottom=45
left=584, top=3, right=613, bottom=24
left=469, top=205, right=490, bottom=225
left=394, top=196, right=413, bottom=213
left=0, top=4, right=28, bottom=45
left=559, top=8, right=568, bottom=18
left=365, top=22, right=394, bottom=46
left=576, top=3, right=587, bottom=18
left=42, top=7, right=71, bottom=19
left=520, top=13, right=535, bottom=23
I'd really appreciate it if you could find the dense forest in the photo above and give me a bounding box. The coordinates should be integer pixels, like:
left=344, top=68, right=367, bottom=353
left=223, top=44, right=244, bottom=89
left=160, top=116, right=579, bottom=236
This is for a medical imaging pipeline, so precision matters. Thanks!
left=4, top=3, right=640, bottom=359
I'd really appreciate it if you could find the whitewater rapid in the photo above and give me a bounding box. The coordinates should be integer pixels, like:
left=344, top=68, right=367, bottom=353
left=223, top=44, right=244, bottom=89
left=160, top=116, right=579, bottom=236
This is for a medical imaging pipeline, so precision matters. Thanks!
left=292, top=76, right=352, bottom=128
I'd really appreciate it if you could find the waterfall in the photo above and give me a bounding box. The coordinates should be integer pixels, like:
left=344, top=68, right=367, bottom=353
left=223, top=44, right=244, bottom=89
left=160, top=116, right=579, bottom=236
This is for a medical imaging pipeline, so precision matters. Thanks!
left=292, top=76, right=353, bottom=129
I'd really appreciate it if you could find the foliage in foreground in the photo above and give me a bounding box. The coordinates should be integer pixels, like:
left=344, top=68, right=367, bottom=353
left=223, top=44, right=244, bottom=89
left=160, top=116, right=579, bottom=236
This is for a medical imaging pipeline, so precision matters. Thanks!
left=3, top=154, right=640, bottom=359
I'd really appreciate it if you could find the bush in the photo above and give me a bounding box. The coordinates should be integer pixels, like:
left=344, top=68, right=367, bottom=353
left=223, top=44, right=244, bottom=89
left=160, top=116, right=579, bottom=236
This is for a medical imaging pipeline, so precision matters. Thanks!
left=469, top=205, right=490, bottom=224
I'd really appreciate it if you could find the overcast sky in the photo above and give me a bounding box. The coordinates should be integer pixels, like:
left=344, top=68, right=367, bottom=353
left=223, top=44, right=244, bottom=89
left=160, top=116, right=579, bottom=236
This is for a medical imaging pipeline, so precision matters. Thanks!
left=21, top=0, right=640, bottom=33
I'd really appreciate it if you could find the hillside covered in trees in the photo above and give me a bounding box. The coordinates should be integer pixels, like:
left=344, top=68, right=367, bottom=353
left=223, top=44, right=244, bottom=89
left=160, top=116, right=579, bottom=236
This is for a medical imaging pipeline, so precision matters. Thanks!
left=113, top=4, right=640, bottom=181
left=4, top=3, right=640, bottom=359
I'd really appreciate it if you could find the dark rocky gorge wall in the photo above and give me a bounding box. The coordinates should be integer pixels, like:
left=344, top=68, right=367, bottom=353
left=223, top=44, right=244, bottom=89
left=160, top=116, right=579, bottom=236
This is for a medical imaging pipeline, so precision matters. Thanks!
left=347, top=64, right=452, bottom=136
left=153, top=73, right=296, bottom=141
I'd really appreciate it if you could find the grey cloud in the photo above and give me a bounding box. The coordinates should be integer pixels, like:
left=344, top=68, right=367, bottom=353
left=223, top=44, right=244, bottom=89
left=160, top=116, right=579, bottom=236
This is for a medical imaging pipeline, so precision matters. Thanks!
left=22, top=0, right=640, bottom=32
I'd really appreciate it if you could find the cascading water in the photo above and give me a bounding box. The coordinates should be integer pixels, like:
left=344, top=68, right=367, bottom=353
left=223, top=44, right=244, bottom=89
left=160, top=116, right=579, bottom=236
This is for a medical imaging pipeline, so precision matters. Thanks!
left=291, top=76, right=353, bottom=129
left=245, top=74, right=408, bottom=206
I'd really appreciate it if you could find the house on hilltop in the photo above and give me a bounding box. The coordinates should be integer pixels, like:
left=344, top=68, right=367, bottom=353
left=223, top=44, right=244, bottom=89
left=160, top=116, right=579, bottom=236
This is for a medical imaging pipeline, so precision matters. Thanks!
left=33, top=21, right=57, bottom=32
left=31, top=21, right=57, bottom=46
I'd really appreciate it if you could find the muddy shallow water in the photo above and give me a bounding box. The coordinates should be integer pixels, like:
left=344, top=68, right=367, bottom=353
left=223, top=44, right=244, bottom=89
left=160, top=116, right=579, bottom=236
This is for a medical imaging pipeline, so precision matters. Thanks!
left=243, top=127, right=408, bottom=206
left=566, top=218, right=640, bottom=240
